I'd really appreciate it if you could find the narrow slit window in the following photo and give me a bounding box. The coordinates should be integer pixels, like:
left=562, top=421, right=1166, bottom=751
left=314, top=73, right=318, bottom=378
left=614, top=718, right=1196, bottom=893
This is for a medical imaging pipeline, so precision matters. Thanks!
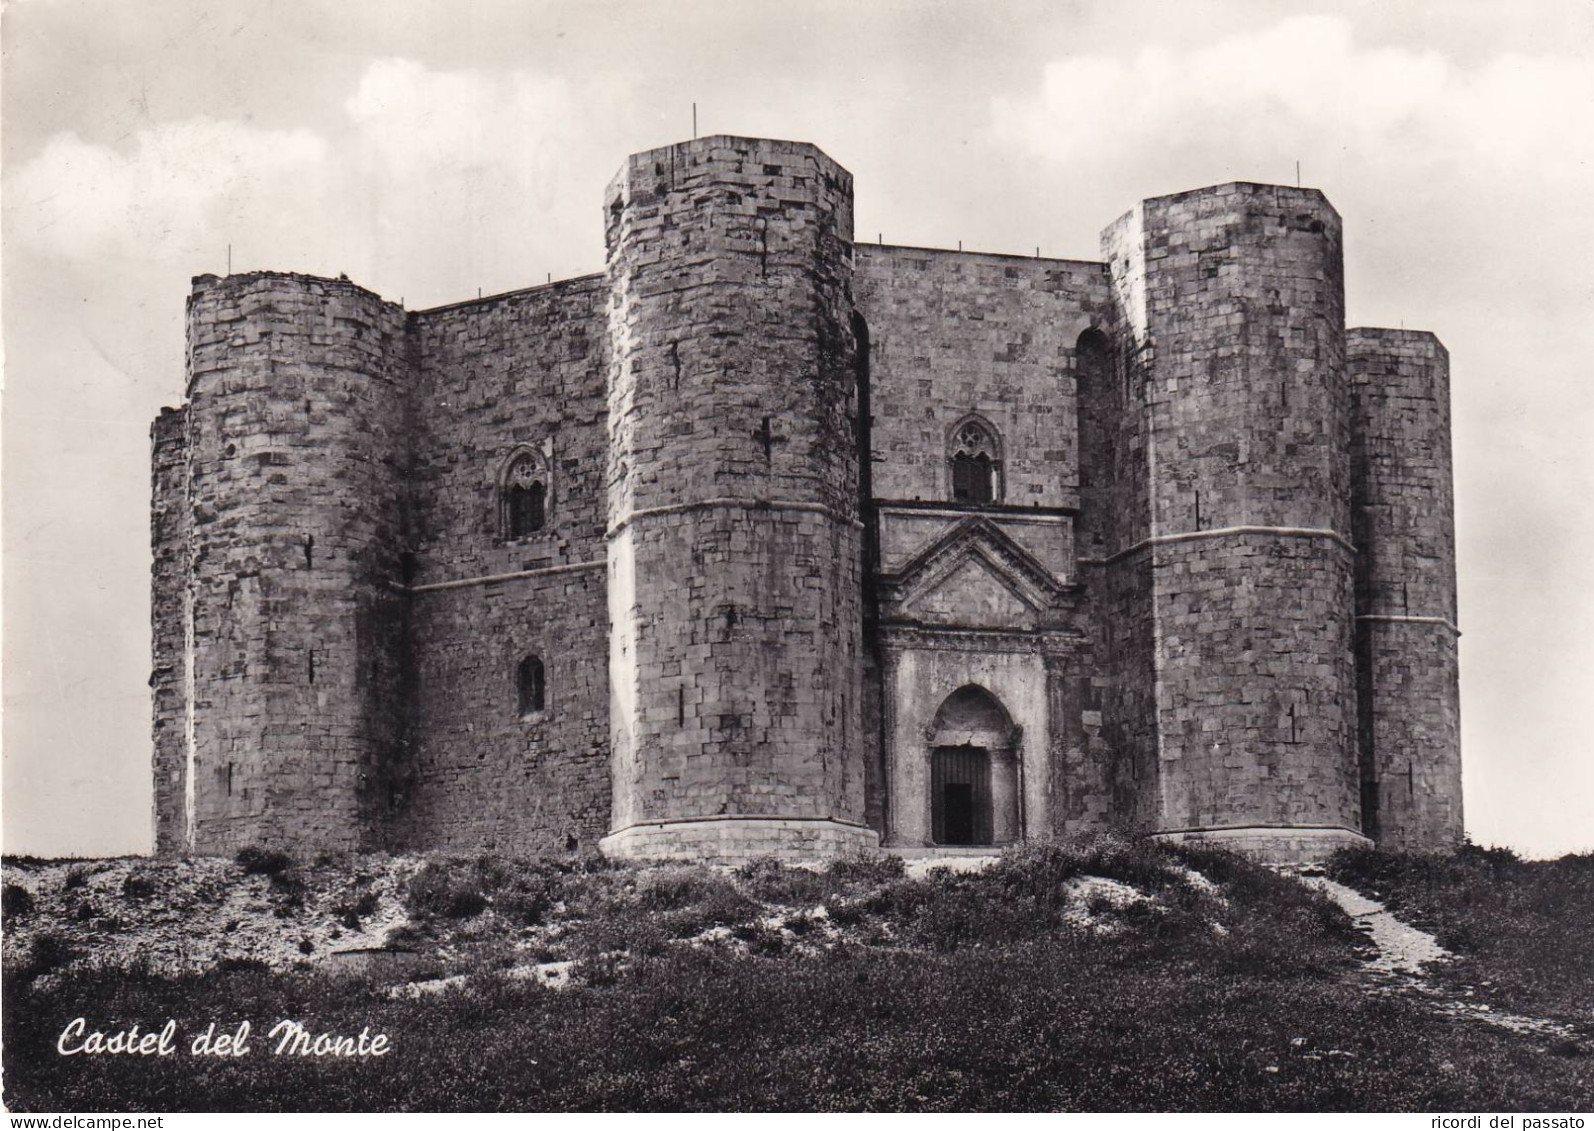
left=518, top=655, right=546, bottom=717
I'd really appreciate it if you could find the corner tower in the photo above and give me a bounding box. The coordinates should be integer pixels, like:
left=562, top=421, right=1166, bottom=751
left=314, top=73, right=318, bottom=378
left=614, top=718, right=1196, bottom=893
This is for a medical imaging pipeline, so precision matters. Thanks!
left=155, top=273, right=412, bottom=854
left=1103, top=184, right=1366, bottom=859
left=601, top=137, right=875, bottom=861
left=1348, top=329, right=1463, bottom=850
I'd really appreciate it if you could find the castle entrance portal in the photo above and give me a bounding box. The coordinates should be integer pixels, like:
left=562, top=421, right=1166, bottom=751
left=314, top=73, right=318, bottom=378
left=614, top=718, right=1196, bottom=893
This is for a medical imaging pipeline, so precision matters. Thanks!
left=927, top=686, right=1020, bottom=847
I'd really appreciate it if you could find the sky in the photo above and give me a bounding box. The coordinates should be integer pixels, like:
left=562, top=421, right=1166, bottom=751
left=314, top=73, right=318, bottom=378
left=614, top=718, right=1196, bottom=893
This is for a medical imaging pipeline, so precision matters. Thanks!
left=3, top=0, right=1591, bottom=858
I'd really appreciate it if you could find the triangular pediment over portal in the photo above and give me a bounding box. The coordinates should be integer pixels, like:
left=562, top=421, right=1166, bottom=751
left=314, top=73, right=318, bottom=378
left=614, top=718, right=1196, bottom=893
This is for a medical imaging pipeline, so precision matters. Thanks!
left=882, top=516, right=1069, bottom=630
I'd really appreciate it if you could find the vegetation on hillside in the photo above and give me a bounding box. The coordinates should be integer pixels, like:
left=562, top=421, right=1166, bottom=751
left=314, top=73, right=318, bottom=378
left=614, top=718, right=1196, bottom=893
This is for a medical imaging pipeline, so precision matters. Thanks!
left=1328, top=842, right=1594, bottom=1025
left=2, top=836, right=1589, bottom=1112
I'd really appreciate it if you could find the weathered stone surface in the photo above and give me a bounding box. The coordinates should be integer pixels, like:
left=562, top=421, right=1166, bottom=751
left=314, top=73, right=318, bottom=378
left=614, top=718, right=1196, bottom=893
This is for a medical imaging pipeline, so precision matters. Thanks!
left=1100, top=185, right=1363, bottom=842
left=603, top=138, right=866, bottom=857
left=1348, top=330, right=1463, bottom=851
left=171, top=273, right=412, bottom=855
left=400, top=276, right=612, bottom=855
left=149, top=405, right=190, bottom=854
left=150, top=138, right=1462, bottom=863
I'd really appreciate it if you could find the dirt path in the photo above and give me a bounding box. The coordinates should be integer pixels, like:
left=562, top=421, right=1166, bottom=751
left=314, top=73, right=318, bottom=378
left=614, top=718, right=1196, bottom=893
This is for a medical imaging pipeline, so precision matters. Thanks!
left=1302, top=873, right=1579, bottom=1044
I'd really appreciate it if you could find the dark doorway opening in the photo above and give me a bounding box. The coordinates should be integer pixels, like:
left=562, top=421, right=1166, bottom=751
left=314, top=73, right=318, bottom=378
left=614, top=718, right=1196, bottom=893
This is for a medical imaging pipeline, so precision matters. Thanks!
left=942, top=783, right=975, bottom=845
left=932, top=745, right=992, bottom=846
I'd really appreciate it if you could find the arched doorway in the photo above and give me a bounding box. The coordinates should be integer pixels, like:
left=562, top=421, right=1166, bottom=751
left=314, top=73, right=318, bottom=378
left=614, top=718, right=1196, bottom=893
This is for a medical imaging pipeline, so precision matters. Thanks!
left=928, top=685, right=1020, bottom=847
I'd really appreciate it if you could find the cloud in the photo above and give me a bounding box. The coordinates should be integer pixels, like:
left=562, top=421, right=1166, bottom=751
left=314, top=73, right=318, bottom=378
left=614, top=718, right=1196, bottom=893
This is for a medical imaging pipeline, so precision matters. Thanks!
left=7, top=57, right=625, bottom=297
left=345, top=58, right=579, bottom=183
left=339, top=58, right=623, bottom=294
left=8, top=119, right=330, bottom=265
left=992, top=16, right=1594, bottom=201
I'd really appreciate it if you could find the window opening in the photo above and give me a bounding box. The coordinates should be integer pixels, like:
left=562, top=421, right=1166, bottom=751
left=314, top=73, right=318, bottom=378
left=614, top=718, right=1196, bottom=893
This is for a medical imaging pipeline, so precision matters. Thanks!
left=518, top=655, right=546, bottom=716
left=950, top=420, right=999, bottom=504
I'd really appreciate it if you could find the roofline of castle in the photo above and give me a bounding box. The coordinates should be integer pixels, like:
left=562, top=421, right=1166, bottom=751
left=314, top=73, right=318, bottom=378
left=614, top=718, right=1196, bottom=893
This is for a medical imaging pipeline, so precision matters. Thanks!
left=859, top=243, right=1107, bottom=270
left=408, top=272, right=607, bottom=317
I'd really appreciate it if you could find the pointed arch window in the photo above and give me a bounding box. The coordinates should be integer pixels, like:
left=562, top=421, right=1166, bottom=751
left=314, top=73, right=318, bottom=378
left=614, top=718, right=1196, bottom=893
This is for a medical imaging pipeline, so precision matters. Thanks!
left=949, top=417, right=1001, bottom=505
left=508, top=478, right=545, bottom=538
left=517, top=655, right=546, bottom=717
left=500, top=447, right=551, bottom=540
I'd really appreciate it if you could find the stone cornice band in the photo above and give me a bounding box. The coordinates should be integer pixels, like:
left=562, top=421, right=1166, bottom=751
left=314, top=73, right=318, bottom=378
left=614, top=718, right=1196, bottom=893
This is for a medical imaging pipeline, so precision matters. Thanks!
left=605, top=813, right=876, bottom=836
left=397, top=559, right=605, bottom=594
left=1078, top=524, right=1356, bottom=566
left=1356, top=613, right=1462, bottom=637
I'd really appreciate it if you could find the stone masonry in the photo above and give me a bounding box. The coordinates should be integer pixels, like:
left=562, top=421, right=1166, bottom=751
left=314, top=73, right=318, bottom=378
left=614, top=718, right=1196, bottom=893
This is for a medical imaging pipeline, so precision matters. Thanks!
left=149, top=135, right=1463, bottom=863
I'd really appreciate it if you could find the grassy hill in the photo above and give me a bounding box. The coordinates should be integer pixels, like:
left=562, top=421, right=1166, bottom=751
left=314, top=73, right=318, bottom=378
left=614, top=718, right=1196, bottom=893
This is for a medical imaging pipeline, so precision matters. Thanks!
left=3, top=836, right=1590, bottom=1112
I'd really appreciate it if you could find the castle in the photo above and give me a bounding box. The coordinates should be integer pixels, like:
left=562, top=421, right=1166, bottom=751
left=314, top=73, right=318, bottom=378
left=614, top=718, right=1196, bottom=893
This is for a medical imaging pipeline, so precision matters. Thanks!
left=149, top=135, right=1462, bottom=863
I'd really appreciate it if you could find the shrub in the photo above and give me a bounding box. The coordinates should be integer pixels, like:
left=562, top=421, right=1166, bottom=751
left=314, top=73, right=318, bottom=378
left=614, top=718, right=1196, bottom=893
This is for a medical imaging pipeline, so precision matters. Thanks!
left=410, top=868, right=488, bottom=919
left=637, top=868, right=756, bottom=938
left=120, top=872, right=158, bottom=900
left=784, top=909, right=823, bottom=937
left=406, top=859, right=499, bottom=919
left=334, top=888, right=381, bottom=930
left=386, top=923, right=427, bottom=949
left=494, top=887, right=555, bottom=927
left=235, top=846, right=293, bottom=877
left=734, top=857, right=827, bottom=905
left=825, top=852, right=906, bottom=888
left=2, top=884, right=35, bottom=920
left=62, top=867, right=90, bottom=891
left=731, top=921, right=789, bottom=957
left=639, top=867, right=726, bottom=910
left=994, top=832, right=1176, bottom=894
left=268, top=870, right=307, bottom=901
left=822, top=893, right=870, bottom=927
left=404, top=854, right=565, bottom=924
left=574, top=952, right=624, bottom=987
left=216, top=955, right=272, bottom=974
left=26, top=932, right=77, bottom=976
left=1454, top=839, right=1522, bottom=870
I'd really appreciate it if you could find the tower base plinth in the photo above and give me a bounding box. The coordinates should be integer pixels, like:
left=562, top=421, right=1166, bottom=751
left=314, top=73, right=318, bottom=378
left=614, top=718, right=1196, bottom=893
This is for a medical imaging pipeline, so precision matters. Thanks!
left=600, top=817, right=881, bottom=865
left=1148, top=825, right=1372, bottom=865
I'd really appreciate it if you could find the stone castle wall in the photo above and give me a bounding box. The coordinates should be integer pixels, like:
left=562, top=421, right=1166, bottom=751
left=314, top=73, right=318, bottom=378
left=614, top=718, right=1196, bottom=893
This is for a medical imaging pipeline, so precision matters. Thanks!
left=852, top=247, right=1117, bottom=843
left=853, top=247, right=1109, bottom=511
left=1094, top=207, right=1161, bottom=829
left=396, top=279, right=614, bottom=854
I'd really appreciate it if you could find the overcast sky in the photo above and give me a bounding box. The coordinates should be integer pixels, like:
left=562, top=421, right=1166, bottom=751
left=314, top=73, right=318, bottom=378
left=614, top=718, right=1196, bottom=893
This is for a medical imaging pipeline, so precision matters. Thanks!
left=4, top=0, right=1591, bottom=858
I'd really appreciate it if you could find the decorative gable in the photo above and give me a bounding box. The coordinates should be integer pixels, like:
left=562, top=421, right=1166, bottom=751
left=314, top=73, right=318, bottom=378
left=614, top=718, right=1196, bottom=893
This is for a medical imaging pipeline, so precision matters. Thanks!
left=882, top=516, right=1071, bottom=630
left=907, top=554, right=1036, bottom=628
